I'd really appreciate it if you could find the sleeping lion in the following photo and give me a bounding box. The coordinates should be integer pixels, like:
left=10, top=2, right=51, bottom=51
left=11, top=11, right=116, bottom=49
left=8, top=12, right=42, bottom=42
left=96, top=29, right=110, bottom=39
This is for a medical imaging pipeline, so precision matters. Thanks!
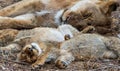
left=0, top=24, right=82, bottom=50
left=17, top=33, right=120, bottom=69
left=0, top=0, right=118, bottom=35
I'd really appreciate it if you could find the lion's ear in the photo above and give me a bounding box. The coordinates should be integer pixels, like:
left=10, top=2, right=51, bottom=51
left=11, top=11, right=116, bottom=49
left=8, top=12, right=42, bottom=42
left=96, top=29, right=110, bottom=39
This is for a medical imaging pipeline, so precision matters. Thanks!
left=107, top=2, right=119, bottom=14
left=64, top=34, right=71, bottom=40
left=100, top=0, right=119, bottom=16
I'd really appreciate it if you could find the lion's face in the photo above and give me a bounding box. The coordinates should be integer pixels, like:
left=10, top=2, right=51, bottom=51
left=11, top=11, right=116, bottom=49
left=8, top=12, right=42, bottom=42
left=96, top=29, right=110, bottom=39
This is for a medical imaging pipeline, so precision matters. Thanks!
left=17, top=43, right=42, bottom=63
left=55, top=0, right=119, bottom=31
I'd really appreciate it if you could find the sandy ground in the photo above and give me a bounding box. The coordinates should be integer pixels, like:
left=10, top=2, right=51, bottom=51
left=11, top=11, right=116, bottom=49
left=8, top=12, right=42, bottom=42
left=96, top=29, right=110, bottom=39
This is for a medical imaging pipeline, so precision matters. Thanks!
left=0, top=0, right=120, bottom=71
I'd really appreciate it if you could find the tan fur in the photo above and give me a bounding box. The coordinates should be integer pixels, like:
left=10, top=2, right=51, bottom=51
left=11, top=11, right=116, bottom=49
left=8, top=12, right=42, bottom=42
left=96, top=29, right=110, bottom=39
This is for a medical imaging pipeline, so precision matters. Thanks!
left=0, top=0, right=78, bottom=29
left=17, top=33, right=120, bottom=69
left=0, top=29, right=18, bottom=46
left=57, top=0, right=119, bottom=35
left=0, top=25, right=93, bottom=47
left=15, top=25, right=93, bottom=68
left=16, top=41, right=63, bottom=68
left=0, top=24, right=79, bottom=50
left=0, top=0, right=118, bottom=35
left=55, top=34, right=120, bottom=68
left=1, top=24, right=79, bottom=67
left=0, top=0, right=78, bottom=16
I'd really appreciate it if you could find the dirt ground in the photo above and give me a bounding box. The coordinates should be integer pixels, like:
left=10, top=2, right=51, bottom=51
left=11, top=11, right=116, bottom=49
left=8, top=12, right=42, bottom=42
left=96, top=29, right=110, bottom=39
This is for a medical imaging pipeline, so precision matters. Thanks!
left=0, top=0, right=120, bottom=71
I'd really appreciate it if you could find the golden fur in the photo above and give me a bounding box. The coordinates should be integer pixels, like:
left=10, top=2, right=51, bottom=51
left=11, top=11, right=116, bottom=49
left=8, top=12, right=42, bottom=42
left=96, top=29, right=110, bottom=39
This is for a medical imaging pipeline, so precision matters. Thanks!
left=0, top=24, right=80, bottom=50
left=0, top=29, right=18, bottom=46
left=56, top=0, right=119, bottom=35
left=0, top=24, right=94, bottom=48
left=17, top=41, right=60, bottom=68
left=0, top=0, right=118, bottom=35
left=17, top=33, right=120, bottom=69
left=3, top=25, right=93, bottom=68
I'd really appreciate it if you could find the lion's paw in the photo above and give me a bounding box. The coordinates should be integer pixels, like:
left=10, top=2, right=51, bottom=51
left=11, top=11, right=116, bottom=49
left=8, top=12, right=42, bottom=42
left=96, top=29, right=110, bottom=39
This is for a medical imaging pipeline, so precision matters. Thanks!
left=55, top=60, right=68, bottom=69
left=31, top=63, right=43, bottom=69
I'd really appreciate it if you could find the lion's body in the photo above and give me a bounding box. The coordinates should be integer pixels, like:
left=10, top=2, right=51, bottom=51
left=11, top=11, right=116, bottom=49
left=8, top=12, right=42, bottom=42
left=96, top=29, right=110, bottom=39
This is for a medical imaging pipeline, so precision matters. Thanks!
left=14, top=24, right=79, bottom=43
left=0, top=24, right=79, bottom=50
left=52, top=34, right=120, bottom=68
left=17, top=33, right=120, bottom=68
left=0, top=0, right=78, bottom=16
left=0, top=0, right=118, bottom=35
left=60, top=34, right=120, bottom=59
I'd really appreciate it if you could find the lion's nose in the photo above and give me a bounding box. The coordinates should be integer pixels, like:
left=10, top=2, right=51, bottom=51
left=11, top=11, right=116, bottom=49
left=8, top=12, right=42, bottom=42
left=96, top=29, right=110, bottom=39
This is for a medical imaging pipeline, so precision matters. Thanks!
left=28, top=48, right=33, bottom=52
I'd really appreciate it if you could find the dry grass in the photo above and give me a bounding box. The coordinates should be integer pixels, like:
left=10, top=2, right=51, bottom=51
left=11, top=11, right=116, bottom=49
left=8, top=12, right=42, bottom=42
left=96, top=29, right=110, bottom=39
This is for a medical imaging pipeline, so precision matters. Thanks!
left=0, top=48, right=120, bottom=71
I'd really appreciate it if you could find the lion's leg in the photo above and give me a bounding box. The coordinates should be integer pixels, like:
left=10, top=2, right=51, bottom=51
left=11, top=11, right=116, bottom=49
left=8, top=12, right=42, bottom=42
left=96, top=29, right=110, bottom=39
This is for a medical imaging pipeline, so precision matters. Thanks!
left=0, top=43, right=21, bottom=62
left=0, top=10, right=52, bottom=29
left=31, top=46, right=52, bottom=68
left=80, top=26, right=95, bottom=33
left=55, top=50, right=75, bottom=69
left=0, top=43, right=21, bottom=51
left=102, top=50, right=118, bottom=59
left=0, top=13, right=37, bottom=29
left=95, top=26, right=112, bottom=35
left=31, top=53, right=49, bottom=68
left=0, top=0, right=43, bottom=16
left=0, top=29, right=18, bottom=46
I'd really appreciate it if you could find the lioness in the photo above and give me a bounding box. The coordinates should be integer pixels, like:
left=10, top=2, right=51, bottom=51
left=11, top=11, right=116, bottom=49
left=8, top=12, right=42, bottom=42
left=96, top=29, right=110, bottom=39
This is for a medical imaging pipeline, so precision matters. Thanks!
left=17, top=33, right=120, bottom=69
left=0, top=0, right=118, bottom=35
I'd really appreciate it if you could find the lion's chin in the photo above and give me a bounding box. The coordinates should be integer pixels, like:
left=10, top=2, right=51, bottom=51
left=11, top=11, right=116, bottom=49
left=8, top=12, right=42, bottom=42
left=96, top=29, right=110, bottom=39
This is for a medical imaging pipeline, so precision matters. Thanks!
left=31, top=43, right=42, bottom=56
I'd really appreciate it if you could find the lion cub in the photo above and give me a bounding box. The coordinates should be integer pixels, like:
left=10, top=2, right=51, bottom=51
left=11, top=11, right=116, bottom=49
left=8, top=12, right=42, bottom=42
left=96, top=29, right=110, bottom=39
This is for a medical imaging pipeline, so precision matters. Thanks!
left=0, top=24, right=80, bottom=51
left=1, top=24, right=96, bottom=51
left=17, top=41, right=60, bottom=68
left=55, top=0, right=119, bottom=34
left=17, top=33, right=120, bottom=69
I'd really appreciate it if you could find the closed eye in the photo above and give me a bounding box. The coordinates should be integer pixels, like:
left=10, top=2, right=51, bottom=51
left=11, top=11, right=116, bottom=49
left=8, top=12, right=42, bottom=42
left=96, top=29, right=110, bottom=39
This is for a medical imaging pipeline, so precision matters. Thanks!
left=63, top=15, right=71, bottom=24
left=82, top=12, right=92, bottom=19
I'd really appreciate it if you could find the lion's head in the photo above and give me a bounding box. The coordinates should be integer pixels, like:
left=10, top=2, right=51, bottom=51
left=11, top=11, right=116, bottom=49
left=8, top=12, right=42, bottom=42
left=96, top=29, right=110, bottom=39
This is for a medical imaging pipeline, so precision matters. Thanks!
left=55, top=0, right=119, bottom=32
left=17, top=43, right=42, bottom=63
